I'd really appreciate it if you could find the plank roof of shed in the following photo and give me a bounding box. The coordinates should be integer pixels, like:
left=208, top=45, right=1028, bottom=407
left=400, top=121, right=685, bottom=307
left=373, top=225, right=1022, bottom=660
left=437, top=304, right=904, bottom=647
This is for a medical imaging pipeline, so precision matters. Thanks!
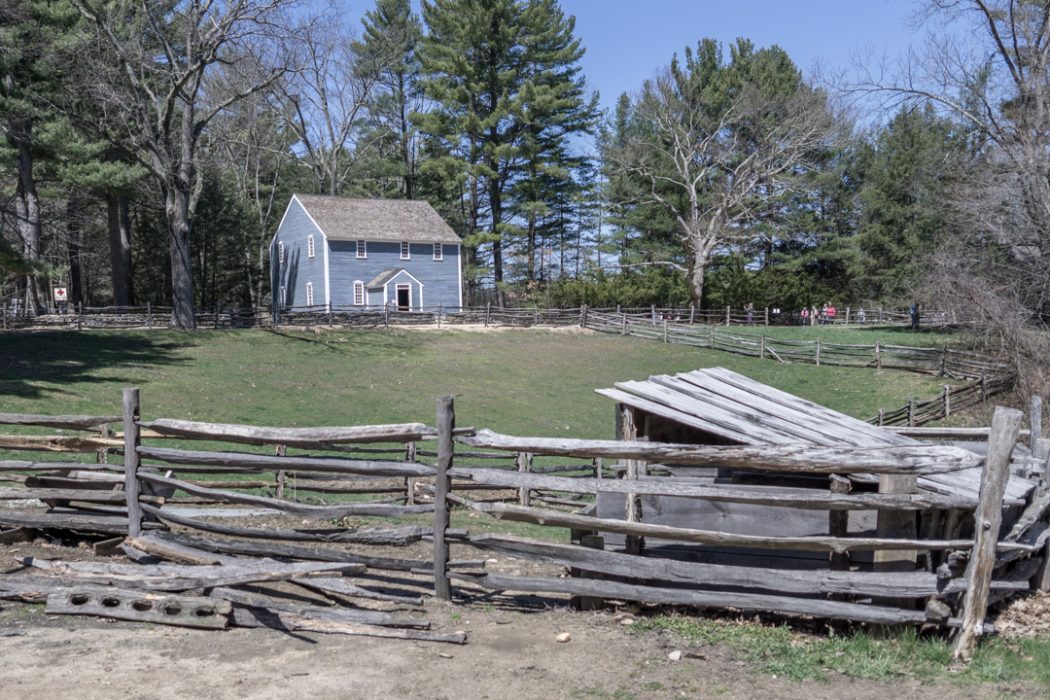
left=597, top=367, right=1034, bottom=502
left=294, top=194, right=461, bottom=244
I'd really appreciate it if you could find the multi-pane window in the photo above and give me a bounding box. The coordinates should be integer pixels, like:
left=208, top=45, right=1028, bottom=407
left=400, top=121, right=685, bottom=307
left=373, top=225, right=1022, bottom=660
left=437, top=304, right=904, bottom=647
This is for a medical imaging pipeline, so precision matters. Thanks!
left=305, top=282, right=314, bottom=306
left=433, top=243, right=443, bottom=261
left=400, top=241, right=410, bottom=260
left=353, top=281, right=365, bottom=306
left=356, top=240, right=367, bottom=259
left=307, top=235, right=315, bottom=258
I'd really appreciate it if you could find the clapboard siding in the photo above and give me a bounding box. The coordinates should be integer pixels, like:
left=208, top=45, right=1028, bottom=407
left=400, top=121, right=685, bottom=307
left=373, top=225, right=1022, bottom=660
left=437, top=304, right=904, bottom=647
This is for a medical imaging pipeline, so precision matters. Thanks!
left=328, top=240, right=461, bottom=309
left=272, top=197, right=326, bottom=308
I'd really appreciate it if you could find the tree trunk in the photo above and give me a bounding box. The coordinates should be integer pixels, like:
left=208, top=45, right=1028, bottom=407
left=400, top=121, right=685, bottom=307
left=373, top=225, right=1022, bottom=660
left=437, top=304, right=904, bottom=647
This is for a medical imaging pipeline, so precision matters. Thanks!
left=66, top=195, right=84, bottom=306
left=13, top=121, right=43, bottom=314
left=107, top=192, right=134, bottom=306
left=166, top=183, right=196, bottom=330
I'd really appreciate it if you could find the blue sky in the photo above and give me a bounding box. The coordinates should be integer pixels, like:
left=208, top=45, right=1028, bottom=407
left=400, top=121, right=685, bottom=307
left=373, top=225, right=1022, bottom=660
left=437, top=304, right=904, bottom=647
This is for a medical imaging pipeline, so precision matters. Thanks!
left=562, top=0, right=922, bottom=113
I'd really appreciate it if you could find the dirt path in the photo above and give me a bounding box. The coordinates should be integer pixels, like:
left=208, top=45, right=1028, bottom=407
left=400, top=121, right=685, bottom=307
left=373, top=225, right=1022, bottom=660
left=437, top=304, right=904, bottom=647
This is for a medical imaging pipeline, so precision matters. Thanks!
left=0, top=600, right=1039, bottom=700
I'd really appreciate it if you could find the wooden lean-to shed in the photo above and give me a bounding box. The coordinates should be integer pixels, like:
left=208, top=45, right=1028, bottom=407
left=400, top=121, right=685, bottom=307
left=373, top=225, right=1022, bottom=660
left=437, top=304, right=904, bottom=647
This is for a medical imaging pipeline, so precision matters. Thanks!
left=595, top=367, right=1039, bottom=573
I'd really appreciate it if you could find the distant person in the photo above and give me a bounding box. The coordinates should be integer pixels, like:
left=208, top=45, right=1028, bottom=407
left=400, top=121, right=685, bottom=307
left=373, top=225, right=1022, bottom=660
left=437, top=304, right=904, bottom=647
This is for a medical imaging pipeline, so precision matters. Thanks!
left=745, top=302, right=754, bottom=326
left=800, top=307, right=809, bottom=326
left=910, top=302, right=920, bottom=331
left=857, top=307, right=866, bottom=324
left=827, top=303, right=837, bottom=325
left=810, top=305, right=818, bottom=327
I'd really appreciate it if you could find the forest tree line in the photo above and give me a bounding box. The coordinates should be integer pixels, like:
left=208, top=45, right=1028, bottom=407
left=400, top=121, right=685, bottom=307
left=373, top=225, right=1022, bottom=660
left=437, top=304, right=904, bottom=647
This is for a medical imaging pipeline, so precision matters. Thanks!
left=2, top=0, right=1049, bottom=332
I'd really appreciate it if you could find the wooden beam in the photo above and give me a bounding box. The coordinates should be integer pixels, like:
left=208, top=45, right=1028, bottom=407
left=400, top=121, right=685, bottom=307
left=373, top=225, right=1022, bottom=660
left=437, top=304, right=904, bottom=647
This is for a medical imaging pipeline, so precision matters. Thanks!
left=136, top=446, right=436, bottom=477
left=465, top=501, right=1034, bottom=553
left=433, top=395, right=454, bottom=601
left=0, top=413, right=120, bottom=431
left=459, top=430, right=981, bottom=474
left=953, top=406, right=1023, bottom=662
left=123, top=388, right=142, bottom=538
left=139, top=418, right=435, bottom=446
left=46, top=588, right=231, bottom=629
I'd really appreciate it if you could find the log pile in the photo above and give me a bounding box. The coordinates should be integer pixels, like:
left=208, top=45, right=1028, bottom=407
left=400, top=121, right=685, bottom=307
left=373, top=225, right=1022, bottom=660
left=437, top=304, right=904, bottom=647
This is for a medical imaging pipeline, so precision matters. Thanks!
left=0, top=533, right=464, bottom=642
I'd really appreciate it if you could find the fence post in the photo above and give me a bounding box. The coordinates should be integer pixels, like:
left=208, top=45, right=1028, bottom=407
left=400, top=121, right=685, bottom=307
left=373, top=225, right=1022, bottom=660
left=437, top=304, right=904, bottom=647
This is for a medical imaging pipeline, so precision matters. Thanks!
left=275, top=444, right=287, bottom=499
left=77, top=302, right=83, bottom=331
left=953, top=407, right=1023, bottom=662
left=327, top=303, right=333, bottom=326
left=122, top=388, right=143, bottom=538
left=621, top=312, right=627, bottom=335
left=760, top=335, right=766, bottom=359
left=878, top=409, right=885, bottom=426
left=764, top=306, right=769, bottom=326
left=146, top=302, right=152, bottom=329
left=980, top=375, right=987, bottom=402
left=663, top=317, right=668, bottom=343
left=384, top=306, right=389, bottom=329
left=689, top=303, right=695, bottom=324
left=437, top=304, right=443, bottom=328
left=405, top=441, right=417, bottom=506
left=517, top=451, right=533, bottom=506
left=433, top=395, right=454, bottom=602
left=725, top=305, right=730, bottom=326
left=484, top=302, right=490, bottom=327
left=940, top=346, right=947, bottom=376
left=1030, top=395, right=1043, bottom=454
left=579, top=304, right=586, bottom=328
left=829, top=475, right=851, bottom=570
left=2, top=303, right=6, bottom=330
left=944, top=385, right=952, bottom=418
left=815, top=339, right=821, bottom=366
left=875, top=341, right=882, bottom=369
left=651, top=304, right=657, bottom=324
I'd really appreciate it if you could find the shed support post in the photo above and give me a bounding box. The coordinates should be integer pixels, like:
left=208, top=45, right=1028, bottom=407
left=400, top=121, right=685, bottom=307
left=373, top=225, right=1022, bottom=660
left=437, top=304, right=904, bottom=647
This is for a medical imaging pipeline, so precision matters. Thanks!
left=617, top=404, right=644, bottom=555
left=433, top=396, right=454, bottom=602
left=829, top=475, right=850, bottom=571
left=953, top=407, right=1022, bottom=661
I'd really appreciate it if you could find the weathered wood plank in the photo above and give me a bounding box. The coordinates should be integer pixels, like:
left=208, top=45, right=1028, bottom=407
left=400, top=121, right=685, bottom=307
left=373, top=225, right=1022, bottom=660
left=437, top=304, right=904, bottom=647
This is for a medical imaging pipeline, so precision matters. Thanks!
left=294, top=577, right=424, bottom=606
left=0, top=461, right=117, bottom=472
left=458, top=430, right=981, bottom=474
left=136, top=446, right=436, bottom=477
left=0, top=413, right=120, bottom=431
left=146, top=530, right=433, bottom=572
left=207, top=587, right=422, bottom=628
left=0, top=511, right=156, bottom=535
left=137, top=473, right=433, bottom=519
left=138, top=502, right=430, bottom=544
left=466, top=501, right=1034, bottom=553
left=229, top=607, right=465, bottom=643
left=448, top=468, right=980, bottom=510
left=0, top=435, right=123, bottom=452
left=953, top=407, right=1023, bottom=662
left=45, top=588, right=231, bottom=629
left=140, top=419, right=435, bottom=446
left=451, top=572, right=944, bottom=626
left=465, top=534, right=1014, bottom=598
left=22, top=556, right=365, bottom=591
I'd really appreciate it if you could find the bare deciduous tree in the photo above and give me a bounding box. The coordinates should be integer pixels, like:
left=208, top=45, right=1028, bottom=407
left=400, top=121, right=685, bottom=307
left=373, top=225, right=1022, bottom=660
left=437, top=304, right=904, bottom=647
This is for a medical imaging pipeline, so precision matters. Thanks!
left=613, top=41, right=840, bottom=304
left=72, top=0, right=298, bottom=329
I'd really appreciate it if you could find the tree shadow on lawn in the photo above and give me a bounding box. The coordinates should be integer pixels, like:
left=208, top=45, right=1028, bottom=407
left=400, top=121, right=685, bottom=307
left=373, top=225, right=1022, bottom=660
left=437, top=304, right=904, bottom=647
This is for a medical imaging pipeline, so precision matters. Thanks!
left=0, top=330, right=191, bottom=400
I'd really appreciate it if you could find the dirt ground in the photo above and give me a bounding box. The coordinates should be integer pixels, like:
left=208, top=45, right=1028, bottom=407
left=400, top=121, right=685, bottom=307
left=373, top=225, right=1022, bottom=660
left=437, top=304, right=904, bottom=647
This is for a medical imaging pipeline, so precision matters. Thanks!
left=0, top=535, right=1043, bottom=700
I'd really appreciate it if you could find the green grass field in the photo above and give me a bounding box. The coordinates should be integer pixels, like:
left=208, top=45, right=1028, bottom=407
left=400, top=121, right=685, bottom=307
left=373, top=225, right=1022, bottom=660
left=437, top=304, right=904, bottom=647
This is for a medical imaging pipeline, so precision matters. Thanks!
left=0, top=326, right=957, bottom=435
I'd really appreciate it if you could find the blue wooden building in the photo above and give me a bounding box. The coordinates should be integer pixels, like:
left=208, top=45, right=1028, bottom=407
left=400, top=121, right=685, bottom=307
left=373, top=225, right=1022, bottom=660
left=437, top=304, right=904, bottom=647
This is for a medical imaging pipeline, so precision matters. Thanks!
left=271, top=195, right=463, bottom=312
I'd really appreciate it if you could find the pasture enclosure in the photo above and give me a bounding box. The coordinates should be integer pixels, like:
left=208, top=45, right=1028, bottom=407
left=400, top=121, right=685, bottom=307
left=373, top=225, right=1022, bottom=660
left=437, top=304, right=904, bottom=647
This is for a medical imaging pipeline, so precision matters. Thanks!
left=1, top=374, right=1048, bottom=661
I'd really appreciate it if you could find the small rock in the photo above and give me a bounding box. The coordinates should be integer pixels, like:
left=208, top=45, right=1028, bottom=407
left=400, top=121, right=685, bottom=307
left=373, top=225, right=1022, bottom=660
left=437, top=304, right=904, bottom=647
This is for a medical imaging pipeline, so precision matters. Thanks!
left=620, top=618, right=635, bottom=626
left=485, top=558, right=498, bottom=565
left=667, top=650, right=683, bottom=662
left=454, top=630, right=467, bottom=636
left=555, top=632, right=572, bottom=643
left=438, top=653, right=453, bottom=659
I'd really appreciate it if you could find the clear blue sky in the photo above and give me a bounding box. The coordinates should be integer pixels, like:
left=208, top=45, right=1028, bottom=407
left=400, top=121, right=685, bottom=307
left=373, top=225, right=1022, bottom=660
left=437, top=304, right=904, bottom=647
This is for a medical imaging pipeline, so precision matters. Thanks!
left=350, top=0, right=924, bottom=115
left=562, top=0, right=921, bottom=113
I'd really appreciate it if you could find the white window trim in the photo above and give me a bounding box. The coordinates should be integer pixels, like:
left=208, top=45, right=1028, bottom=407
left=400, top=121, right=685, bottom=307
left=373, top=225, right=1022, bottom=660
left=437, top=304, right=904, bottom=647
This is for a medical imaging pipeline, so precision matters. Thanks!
left=433, top=243, right=443, bottom=261
left=307, top=235, right=315, bottom=259
left=400, top=241, right=410, bottom=260
left=353, top=280, right=365, bottom=306
left=278, top=241, right=284, bottom=264
left=305, top=281, right=314, bottom=306
left=357, top=240, right=367, bottom=259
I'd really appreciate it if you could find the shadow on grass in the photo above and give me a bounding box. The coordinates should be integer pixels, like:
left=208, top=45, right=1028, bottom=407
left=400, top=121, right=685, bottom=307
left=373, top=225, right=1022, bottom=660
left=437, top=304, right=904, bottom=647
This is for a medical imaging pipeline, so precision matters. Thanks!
left=0, top=330, right=191, bottom=400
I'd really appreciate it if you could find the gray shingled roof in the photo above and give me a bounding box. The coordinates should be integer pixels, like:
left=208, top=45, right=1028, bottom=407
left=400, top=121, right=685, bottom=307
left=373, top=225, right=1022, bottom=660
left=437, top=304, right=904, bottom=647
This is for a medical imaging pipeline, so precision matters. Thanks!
left=366, top=268, right=412, bottom=288
left=295, top=195, right=461, bottom=244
